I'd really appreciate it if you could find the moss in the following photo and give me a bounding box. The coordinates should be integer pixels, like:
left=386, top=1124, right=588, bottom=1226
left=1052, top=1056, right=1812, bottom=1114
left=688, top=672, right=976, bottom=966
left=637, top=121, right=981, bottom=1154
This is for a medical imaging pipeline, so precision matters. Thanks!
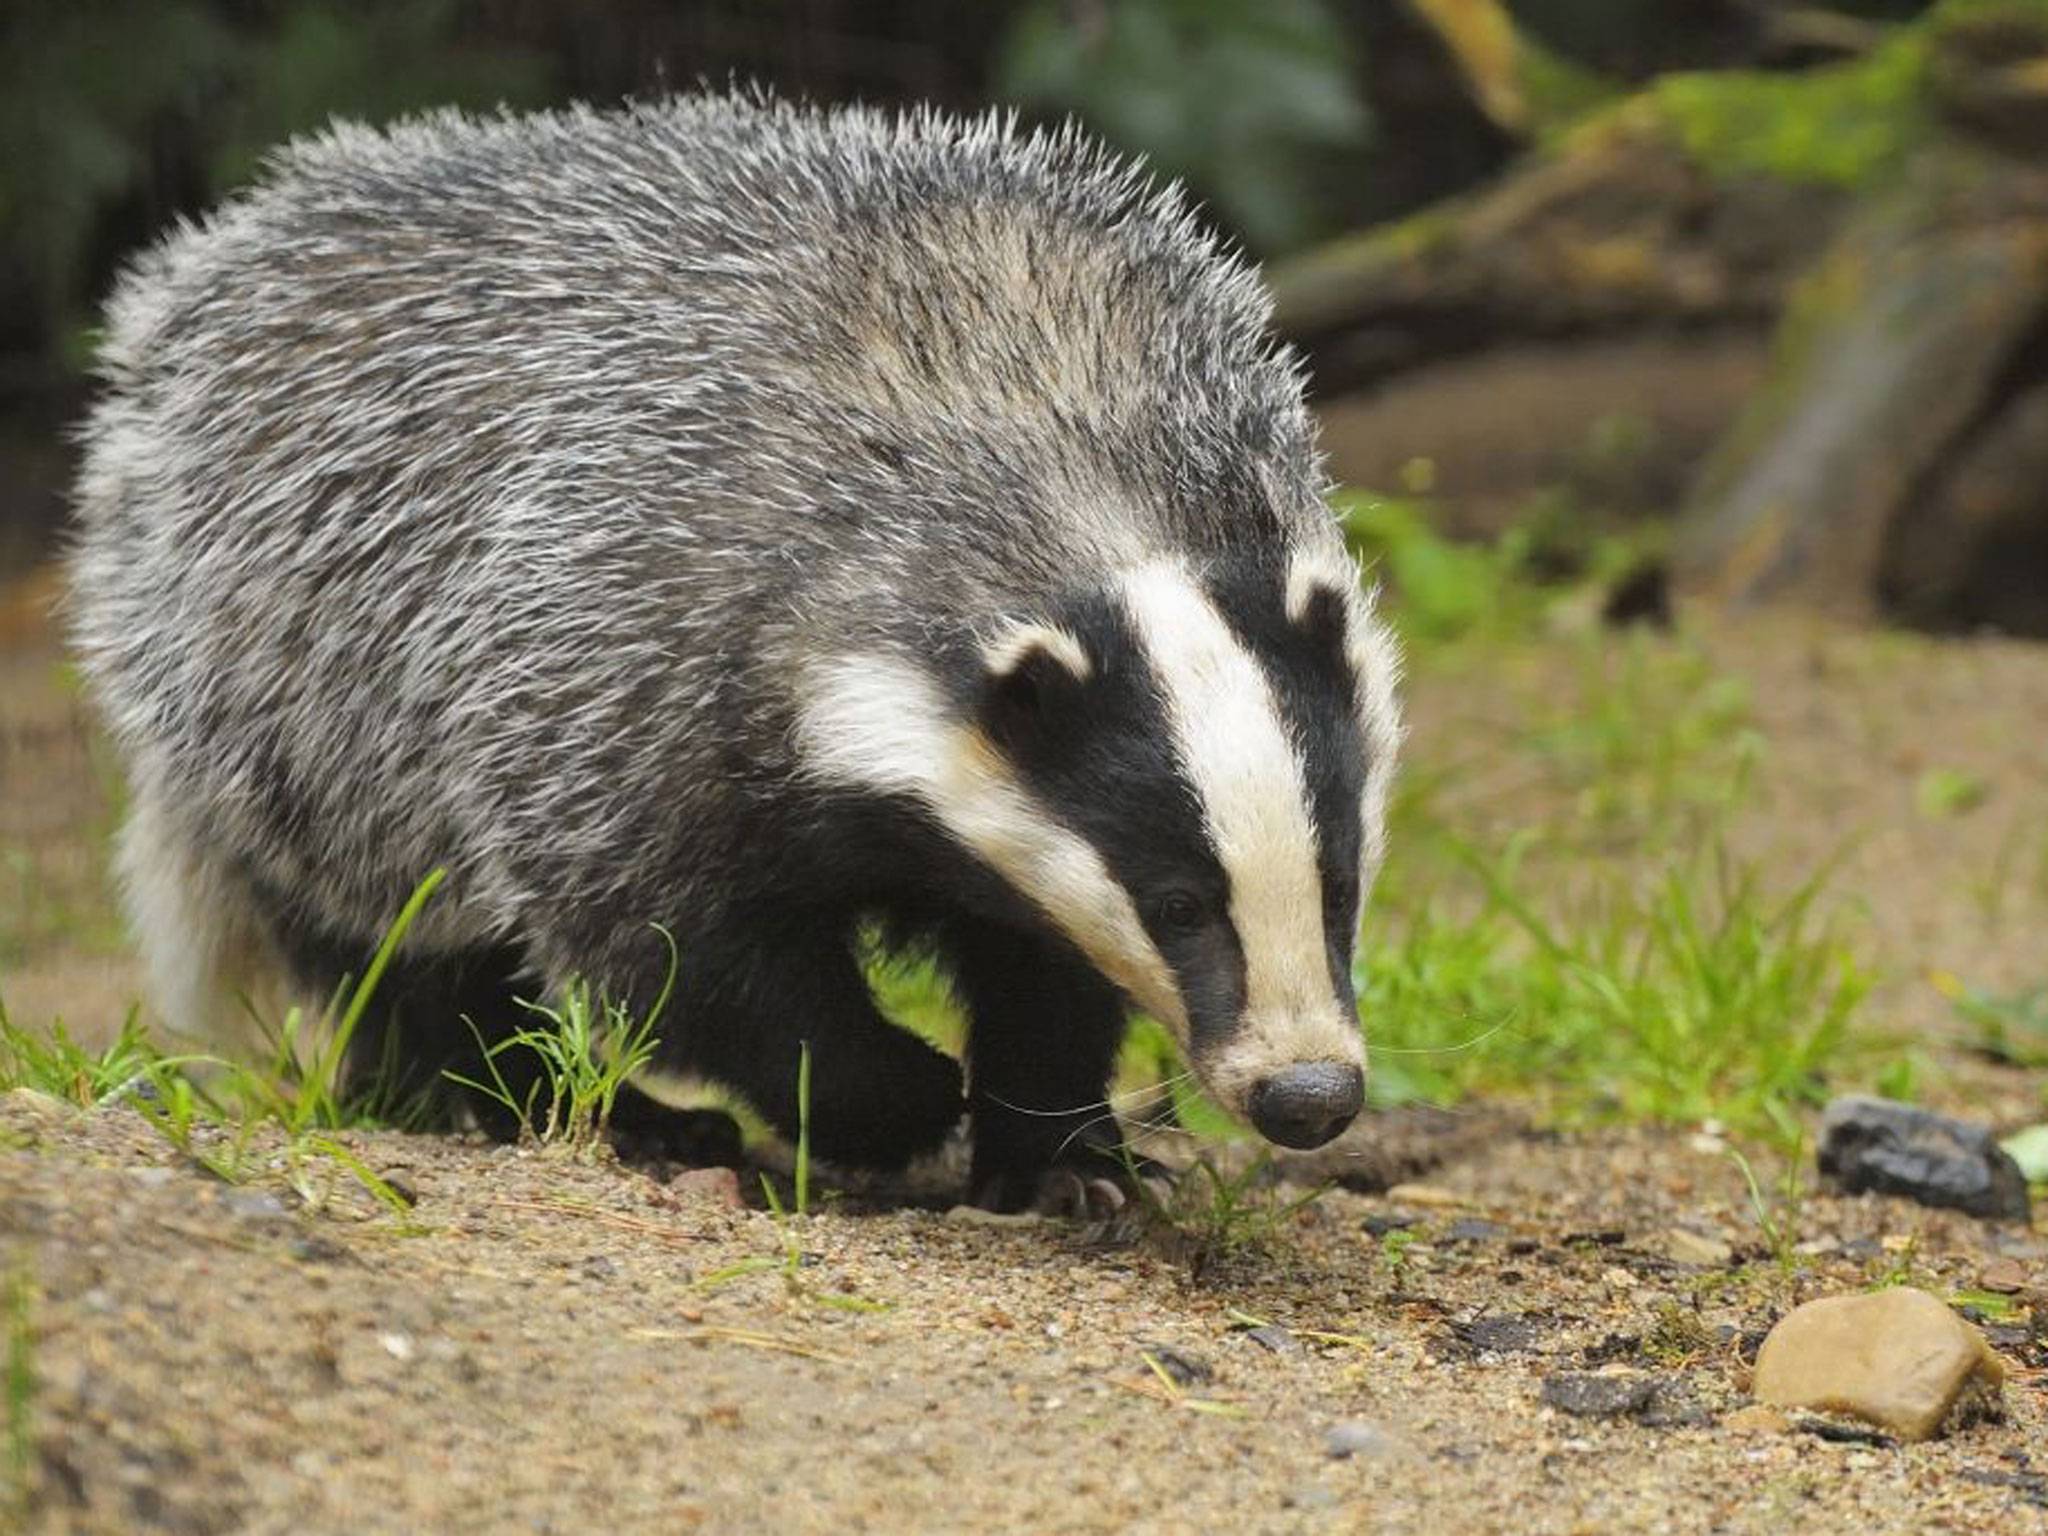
left=1518, top=33, right=1625, bottom=135
left=1931, top=0, right=2048, bottom=35
left=1643, top=36, right=1933, bottom=190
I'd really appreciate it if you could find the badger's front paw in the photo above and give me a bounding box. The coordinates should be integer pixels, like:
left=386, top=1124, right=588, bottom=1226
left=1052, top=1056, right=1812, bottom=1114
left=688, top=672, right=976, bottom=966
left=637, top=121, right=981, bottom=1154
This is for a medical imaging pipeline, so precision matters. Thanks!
left=969, top=1141, right=1174, bottom=1218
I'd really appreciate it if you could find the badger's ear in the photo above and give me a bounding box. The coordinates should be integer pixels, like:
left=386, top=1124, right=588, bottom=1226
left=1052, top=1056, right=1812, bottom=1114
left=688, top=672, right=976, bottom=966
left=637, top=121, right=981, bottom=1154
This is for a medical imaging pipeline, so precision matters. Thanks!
left=979, top=622, right=1092, bottom=744
left=1284, top=560, right=1356, bottom=671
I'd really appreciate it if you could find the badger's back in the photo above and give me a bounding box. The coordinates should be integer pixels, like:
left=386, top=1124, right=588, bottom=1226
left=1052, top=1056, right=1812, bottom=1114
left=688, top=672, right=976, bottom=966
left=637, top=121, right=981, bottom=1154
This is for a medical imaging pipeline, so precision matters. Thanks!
left=70, top=94, right=1342, bottom=956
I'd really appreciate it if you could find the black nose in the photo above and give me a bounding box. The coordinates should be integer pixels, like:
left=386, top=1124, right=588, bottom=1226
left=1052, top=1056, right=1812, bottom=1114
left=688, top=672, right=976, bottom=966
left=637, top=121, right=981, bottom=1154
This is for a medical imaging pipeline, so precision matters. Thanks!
left=1248, top=1063, right=1364, bottom=1149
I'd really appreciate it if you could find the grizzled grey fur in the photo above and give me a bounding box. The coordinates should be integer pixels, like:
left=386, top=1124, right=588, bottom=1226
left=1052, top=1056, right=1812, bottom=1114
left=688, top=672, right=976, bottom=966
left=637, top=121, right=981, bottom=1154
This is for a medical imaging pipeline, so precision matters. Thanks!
left=70, top=94, right=1399, bottom=1196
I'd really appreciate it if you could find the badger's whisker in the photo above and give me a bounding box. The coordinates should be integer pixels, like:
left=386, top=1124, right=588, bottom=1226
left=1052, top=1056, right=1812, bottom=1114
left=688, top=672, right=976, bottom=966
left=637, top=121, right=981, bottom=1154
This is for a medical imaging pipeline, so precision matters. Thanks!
left=979, top=1065, right=1198, bottom=1124
left=1368, top=1017, right=1519, bottom=1056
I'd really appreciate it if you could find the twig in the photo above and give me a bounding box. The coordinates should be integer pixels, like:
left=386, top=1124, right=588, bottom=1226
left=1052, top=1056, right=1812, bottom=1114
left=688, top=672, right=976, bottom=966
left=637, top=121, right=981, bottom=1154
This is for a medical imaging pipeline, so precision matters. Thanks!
left=630, top=1325, right=853, bottom=1364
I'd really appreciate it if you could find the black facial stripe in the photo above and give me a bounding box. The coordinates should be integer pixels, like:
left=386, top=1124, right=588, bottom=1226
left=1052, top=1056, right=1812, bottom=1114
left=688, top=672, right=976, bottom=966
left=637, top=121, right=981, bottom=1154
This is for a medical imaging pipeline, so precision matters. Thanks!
left=1203, top=556, right=1369, bottom=994
left=964, top=591, right=1247, bottom=1038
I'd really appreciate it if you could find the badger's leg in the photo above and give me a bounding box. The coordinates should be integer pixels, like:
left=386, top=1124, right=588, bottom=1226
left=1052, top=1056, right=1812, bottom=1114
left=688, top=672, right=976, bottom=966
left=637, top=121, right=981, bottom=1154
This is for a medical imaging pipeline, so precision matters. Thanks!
left=270, top=921, right=744, bottom=1159
left=663, top=920, right=967, bottom=1169
left=247, top=897, right=535, bottom=1134
left=943, top=919, right=1135, bottom=1212
left=638, top=921, right=958, bottom=1171
left=331, top=944, right=545, bottom=1133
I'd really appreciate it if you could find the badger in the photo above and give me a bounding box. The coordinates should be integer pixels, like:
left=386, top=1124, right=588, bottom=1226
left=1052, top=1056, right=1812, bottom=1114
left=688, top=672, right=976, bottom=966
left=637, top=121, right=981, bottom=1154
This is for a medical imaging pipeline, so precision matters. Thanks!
left=68, top=94, right=1401, bottom=1209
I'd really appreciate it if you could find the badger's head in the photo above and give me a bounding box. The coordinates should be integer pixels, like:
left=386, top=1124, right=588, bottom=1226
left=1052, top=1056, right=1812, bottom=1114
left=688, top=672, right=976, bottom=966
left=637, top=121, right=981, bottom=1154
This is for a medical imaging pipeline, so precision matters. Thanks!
left=798, top=544, right=1401, bottom=1150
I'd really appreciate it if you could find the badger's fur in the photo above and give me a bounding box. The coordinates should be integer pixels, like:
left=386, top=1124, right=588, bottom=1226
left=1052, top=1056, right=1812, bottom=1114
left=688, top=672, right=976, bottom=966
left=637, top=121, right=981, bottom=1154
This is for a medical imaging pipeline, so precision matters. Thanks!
left=70, top=94, right=1401, bottom=1205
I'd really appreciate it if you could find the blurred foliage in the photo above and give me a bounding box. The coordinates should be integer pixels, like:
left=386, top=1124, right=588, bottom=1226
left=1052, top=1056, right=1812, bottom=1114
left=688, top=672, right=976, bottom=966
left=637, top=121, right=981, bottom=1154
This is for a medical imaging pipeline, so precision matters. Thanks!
left=203, top=2, right=552, bottom=190
left=0, top=0, right=550, bottom=370
left=995, top=0, right=1374, bottom=253
left=1334, top=489, right=1650, bottom=645
left=0, top=0, right=2024, bottom=386
left=1637, top=33, right=1931, bottom=188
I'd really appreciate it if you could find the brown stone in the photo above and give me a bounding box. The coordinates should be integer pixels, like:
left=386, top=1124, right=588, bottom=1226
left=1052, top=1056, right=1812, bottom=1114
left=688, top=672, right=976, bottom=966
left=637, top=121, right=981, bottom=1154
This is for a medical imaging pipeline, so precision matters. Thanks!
left=1979, top=1257, right=2030, bottom=1293
left=1722, top=1405, right=1790, bottom=1436
left=1751, top=1288, right=2005, bottom=1442
left=668, top=1166, right=744, bottom=1209
left=1383, top=1182, right=1467, bottom=1208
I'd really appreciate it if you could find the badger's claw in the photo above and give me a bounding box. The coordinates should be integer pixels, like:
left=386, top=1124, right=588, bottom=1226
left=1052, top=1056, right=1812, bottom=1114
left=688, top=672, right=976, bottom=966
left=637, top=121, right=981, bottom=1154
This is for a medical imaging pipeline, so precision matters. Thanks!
left=972, top=1150, right=1175, bottom=1220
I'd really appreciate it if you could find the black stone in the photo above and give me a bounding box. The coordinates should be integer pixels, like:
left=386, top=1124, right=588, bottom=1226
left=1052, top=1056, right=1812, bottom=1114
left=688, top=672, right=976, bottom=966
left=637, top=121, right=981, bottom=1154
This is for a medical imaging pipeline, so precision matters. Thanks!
left=1817, top=1095, right=2031, bottom=1221
left=1539, top=1371, right=1663, bottom=1419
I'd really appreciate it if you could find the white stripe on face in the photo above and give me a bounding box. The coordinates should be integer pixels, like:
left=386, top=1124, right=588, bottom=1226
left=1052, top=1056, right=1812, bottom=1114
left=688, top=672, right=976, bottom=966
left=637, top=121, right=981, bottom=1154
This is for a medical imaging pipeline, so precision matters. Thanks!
left=1284, top=544, right=1404, bottom=892
left=793, top=652, right=1186, bottom=1033
left=1121, top=562, right=1362, bottom=1088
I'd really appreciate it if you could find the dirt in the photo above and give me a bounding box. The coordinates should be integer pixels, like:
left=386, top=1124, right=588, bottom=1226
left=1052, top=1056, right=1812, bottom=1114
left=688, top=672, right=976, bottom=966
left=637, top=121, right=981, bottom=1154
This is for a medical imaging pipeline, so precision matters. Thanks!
left=9, top=1093, right=2048, bottom=1535
left=7, top=573, right=2048, bottom=1533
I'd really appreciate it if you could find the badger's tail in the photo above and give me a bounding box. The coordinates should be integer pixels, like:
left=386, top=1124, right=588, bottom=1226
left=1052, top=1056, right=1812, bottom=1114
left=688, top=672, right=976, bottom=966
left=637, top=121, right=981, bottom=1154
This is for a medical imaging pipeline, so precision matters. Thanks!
left=117, top=777, right=295, bottom=1063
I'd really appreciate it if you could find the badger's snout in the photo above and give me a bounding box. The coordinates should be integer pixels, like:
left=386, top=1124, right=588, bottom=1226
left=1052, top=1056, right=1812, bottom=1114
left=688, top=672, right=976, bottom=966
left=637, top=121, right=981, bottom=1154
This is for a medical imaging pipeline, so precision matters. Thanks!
left=1247, top=1062, right=1363, bottom=1149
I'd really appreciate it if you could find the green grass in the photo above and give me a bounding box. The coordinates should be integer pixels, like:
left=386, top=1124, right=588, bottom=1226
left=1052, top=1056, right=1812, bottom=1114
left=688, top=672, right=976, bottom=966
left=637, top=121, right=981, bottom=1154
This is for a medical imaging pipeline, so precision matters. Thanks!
left=1, top=873, right=454, bottom=1223
left=1519, top=640, right=1762, bottom=848
left=696, top=1043, right=887, bottom=1311
left=1334, top=488, right=1656, bottom=648
left=1312, top=502, right=1887, bottom=1145
left=0, top=1003, right=168, bottom=1108
left=1940, top=975, right=2048, bottom=1068
left=1727, top=1139, right=1810, bottom=1280
left=1360, top=841, right=1873, bottom=1140
left=449, top=928, right=675, bottom=1153
left=227, top=868, right=448, bottom=1133
left=1135, top=1153, right=1328, bottom=1273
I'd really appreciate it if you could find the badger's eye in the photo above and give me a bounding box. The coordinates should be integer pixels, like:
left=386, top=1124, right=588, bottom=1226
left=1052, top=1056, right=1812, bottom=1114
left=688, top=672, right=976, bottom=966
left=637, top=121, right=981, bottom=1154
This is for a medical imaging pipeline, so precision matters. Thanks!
left=1154, top=891, right=1207, bottom=934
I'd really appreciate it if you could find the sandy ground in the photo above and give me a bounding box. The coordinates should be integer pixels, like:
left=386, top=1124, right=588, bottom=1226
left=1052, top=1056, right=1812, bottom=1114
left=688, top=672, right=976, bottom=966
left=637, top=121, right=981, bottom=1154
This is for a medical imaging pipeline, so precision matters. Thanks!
left=7, top=1092, right=2047, bottom=1535
left=6, top=568, right=2048, bottom=1532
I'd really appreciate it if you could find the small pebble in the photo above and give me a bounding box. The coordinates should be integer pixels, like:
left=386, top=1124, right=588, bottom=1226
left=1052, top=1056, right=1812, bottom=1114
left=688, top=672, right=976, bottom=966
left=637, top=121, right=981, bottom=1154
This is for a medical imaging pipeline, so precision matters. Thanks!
left=1245, top=1324, right=1302, bottom=1356
left=1454, top=1314, right=1549, bottom=1356
left=1818, top=1096, right=2030, bottom=1222
left=669, top=1166, right=744, bottom=1209
left=223, top=1189, right=290, bottom=1221
left=1323, top=1420, right=1390, bottom=1459
left=1137, top=1342, right=1212, bottom=1387
left=1979, top=1257, right=2029, bottom=1294
left=1663, top=1228, right=1734, bottom=1267
left=1443, top=1217, right=1502, bottom=1244
left=1, top=1087, right=73, bottom=1127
